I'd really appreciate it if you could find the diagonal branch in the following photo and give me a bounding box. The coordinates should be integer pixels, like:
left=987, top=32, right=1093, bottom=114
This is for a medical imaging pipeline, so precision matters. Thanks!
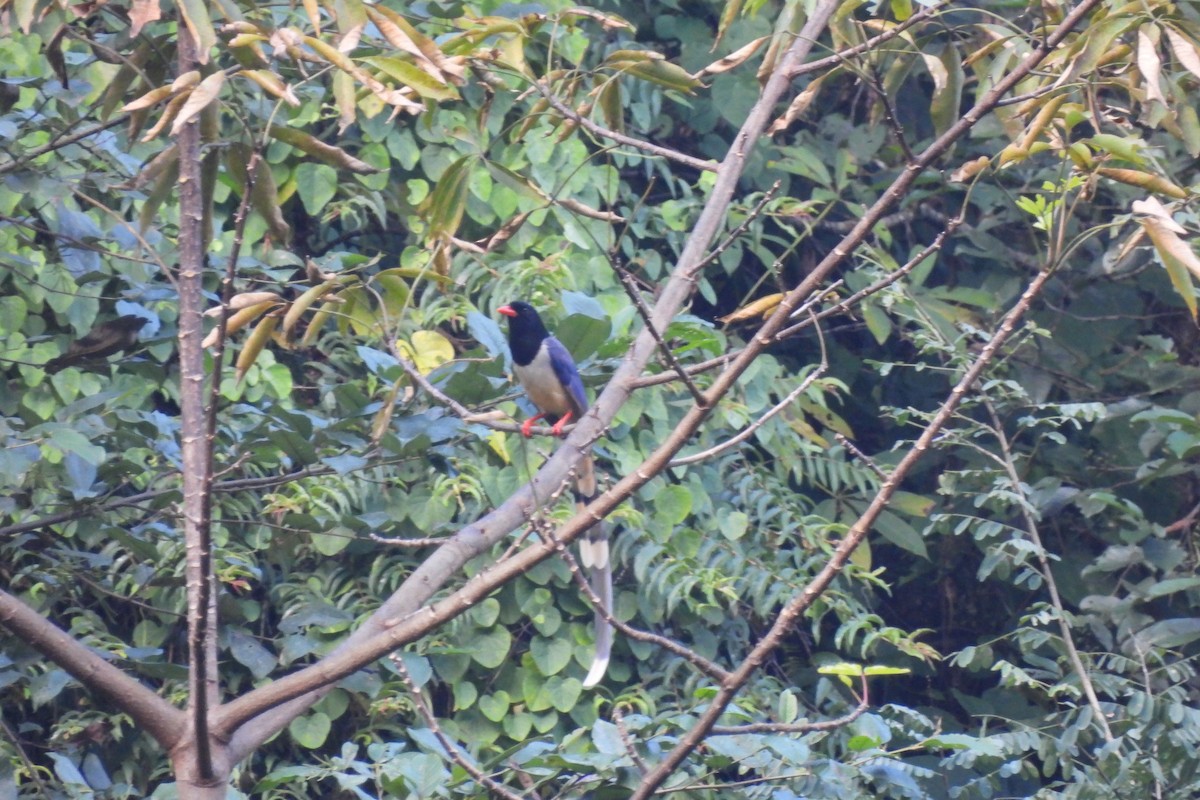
left=0, top=588, right=184, bottom=748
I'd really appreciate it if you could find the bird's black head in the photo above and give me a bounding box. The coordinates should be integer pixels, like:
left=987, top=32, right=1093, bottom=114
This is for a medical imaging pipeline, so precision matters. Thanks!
left=497, top=301, right=550, bottom=340
left=497, top=301, right=551, bottom=364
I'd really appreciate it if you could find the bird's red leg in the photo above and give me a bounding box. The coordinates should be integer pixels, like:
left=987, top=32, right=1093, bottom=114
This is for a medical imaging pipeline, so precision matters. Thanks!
left=550, top=411, right=574, bottom=437
left=521, top=412, right=546, bottom=438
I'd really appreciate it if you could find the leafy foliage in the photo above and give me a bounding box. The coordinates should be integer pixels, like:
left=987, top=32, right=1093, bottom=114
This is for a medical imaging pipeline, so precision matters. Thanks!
left=2, top=0, right=1200, bottom=797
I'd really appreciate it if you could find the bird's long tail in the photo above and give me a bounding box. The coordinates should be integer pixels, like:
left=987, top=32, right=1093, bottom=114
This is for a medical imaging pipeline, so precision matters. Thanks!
left=573, top=453, right=612, bottom=687
left=579, top=526, right=612, bottom=688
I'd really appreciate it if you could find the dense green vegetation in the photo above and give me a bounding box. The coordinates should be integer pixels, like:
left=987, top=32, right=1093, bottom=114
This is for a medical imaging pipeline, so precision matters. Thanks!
left=2, top=0, right=1200, bottom=796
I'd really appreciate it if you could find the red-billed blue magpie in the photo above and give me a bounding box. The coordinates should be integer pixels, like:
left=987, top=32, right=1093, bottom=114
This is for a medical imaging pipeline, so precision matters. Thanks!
left=498, top=301, right=611, bottom=687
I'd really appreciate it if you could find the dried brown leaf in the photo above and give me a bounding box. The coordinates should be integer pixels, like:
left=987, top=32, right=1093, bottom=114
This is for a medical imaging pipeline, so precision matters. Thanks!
left=129, top=0, right=160, bottom=36
left=169, top=71, right=225, bottom=136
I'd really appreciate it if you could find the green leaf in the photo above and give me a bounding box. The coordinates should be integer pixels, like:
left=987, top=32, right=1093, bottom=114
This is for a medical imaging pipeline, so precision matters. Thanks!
left=654, top=484, right=692, bottom=527
left=1144, top=577, right=1200, bottom=598
left=479, top=691, right=509, bottom=722
left=864, top=665, right=912, bottom=676
left=624, top=58, right=701, bottom=94
left=778, top=689, right=799, bottom=723
left=592, top=719, right=624, bottom=754
left=427, top=156, right=472, bottom=239
left=295, top=163, right=338, bottom=216
left=453, top=681, right=477, bottom=711
left=228, top=628, right=276, bottom=679
left=46, top=425, right=106, bottom=466
left=0, top=295, right=26, bottom=333
left=545, top=675, right=582, bottom=712
left=31, top=669, right=73, bottom=707
left=873, top=509, right=928, bottom=558
left=555, top=313, right=611, bottom=362
left=718, top=508, right=749, bottom=540
left=468, top=627, right=511, bottom=668
left=1132, top=618, right=1200, bottom=649
left=366, top=56, right=458, bottom=100
left=311, top=526, right=352, bottom=556
left=289, top=712, right=331, bottom=749
left=530, top=636, right=572, bottom=676
left=471, top=597, right=501, bottom=627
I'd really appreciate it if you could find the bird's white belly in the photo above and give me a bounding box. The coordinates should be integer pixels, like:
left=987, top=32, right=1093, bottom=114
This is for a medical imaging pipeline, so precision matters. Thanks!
left=514, top=350, right=574, bottom=417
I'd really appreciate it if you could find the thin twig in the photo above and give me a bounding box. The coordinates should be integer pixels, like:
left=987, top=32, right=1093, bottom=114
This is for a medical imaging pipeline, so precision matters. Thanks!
left=369, top=534, right=449, bottom=547
left=865, top=61, right=916, bottom=164
left=0, top=715, right=51, bottom=800
left=613, top=706, right=650, bottom=775
left=981, top=396, right=1115, bottom=742
left=390, top=654, right=525, bottom=800
left=788, top=1, right=949, bottom=79
left=693, top=182, right=782, bottom=275
left=615, top=264, right=707, bottom=405
left=541, top=517, right=731, bottom=683
left=835, top=433, right=887, bottom=480
left=532, top=81, right=718, bottom=173
left=670, top=313, right=828, bottom=467
left=0, top=115, right=129, bottom=176
left=710, top=673, right=868, bottom=734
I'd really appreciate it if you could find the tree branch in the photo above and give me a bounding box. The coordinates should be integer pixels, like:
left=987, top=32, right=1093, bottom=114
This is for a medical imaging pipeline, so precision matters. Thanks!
left=532, top=81, right=718, bottom=173
left=0, top=588, right=184, bottom=748
left=175, top=29, right=218, bottom=785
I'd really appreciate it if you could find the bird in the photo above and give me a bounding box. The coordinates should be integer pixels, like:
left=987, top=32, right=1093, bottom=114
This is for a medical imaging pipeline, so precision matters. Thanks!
left=497, top=300, right=611, bottom=687
left=44, top=314, right=149, bottom=373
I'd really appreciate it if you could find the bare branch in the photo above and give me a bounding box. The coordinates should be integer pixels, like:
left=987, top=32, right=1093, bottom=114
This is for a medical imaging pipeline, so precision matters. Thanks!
left=218, top=0, right=843, bottom=757
left=835, top=433, right=888, bottom=480
left=613, top=706, right=650, bottom=775
left=0, top=588, right=184, bottom=748
left=626, top=0, right=1103, bottom=793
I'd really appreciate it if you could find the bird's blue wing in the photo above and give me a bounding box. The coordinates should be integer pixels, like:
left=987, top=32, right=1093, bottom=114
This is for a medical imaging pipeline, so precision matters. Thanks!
left=545, top=336, right=588, bottom=414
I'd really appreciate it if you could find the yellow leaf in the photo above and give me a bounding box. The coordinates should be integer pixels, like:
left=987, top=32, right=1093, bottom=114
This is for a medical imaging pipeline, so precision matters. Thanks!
left=236, top=314, right=280, bottom=383
left=203, top=291, right=283, bottom=317
left=486, top=431, right=510, bottom=464
left=1164, top=25, right=1200, bottom=82
left=716, top=293, right=784, bottom=325
left=408, top=330, right=455, bottom=374
left=202, top=300, right=279, bottom=348
left=121, top=84, right=173, bottom=112
left=1097, top=168, right=1187, bottom=199
left=240, top=69, right=300, bottom=106
left=282, top=282, right=337, bottom=336
left=1135, top=199, right=1200, bottom=319
left=692, top=36, right=768, bottom=79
